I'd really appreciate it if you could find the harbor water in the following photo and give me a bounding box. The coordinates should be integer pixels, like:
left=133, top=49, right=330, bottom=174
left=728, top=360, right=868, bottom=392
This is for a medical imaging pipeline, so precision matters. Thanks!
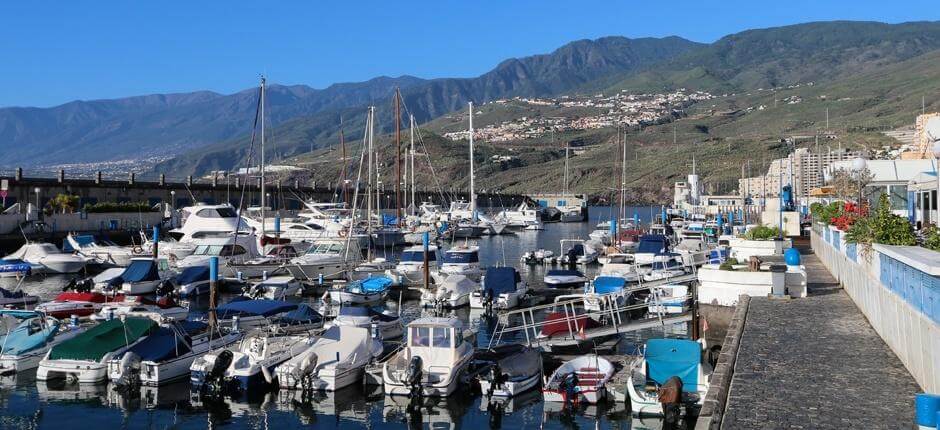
left=0, top=206, right=689, bottom=430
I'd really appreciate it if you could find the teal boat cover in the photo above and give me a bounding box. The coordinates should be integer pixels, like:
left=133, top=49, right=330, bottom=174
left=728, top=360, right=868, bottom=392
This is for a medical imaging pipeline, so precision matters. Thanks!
left=350, top=276, right=392, bottom=294
left=645, top=338, right=700, bottom=392
left=0, top=317, right=59, bottom=355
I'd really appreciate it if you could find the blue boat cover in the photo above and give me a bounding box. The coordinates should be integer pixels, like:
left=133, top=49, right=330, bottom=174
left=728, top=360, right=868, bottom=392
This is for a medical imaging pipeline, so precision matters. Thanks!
left=645, top=339, right=700, bottom=392
left=63, top=235, right=96, bottom=252
left=217, top=299, right=297, bottom=318
left=0, top=259, right=31, bottom=274
left=400, top=250, right=435, bottom=263
left=443, top=250, right=479, bottom=264
left=0, top=287, right=30, bottom=299
left=484, top=267, right=519, bottom=295
left=592, top=276, right=625, bottom=294
left=0, top=317, right=59, bottom=355
left=546, top=269, right=583, bottom=277
left=118, top=326, right=191, bottom=362
left=637, top=235, right=669, bottom=254
left=273, top=304, right=323, bottom=325
left=115, top=259, right=161, bottom=285
left=176, top=266, right=210, bottom=284
left=350, top=276, right=393, bottom=294
left=382, top=214, right=399, bottom=226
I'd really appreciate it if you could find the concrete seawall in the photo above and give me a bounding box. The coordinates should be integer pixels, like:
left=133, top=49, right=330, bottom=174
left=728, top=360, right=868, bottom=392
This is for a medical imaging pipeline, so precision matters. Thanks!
left=812, top=227, right=940, bottom=392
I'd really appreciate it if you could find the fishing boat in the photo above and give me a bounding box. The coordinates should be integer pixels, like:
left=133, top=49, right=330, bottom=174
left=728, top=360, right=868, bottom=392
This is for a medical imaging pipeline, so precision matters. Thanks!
left=0, top=286, right=39, bottom=306
left=476, top=344, right=542, bottom=397
left=288, top=239, right=363, bottom=281
left=626, top=339, right=711, bottom=416
left=543, top=269, right=588, bottom=289
left=421, top=274, right=478, bottom=309
left=64, top=233, right=135, bottom=268
left=36, top=317, right=158, bottom=383
left=3, top=243, right=88, bottom=274
left=440, top=245, right=482, bottom=280
left=470, top=267, right=527, bottom=310
left=243, top=275, right=303, bottom=300
left=543, top=354, right=614, bottom=404
left=99, top=257, right=173, bottom=295
left=327, top=275, right=393, bottom=305
left=382, top=317, right=474, bottom=397
left=35, top=291, right=125, bottom=319
left=330, top=306, right=404, bottom=340
left=0, top=310, right=85, bottom=374
left=388, top=244, right=439, bottom=287
left=107, top=320, right=243, bottom=386
left=189, top=330, right=314, bottom=394
left=275, top=325, right=383, bottom=391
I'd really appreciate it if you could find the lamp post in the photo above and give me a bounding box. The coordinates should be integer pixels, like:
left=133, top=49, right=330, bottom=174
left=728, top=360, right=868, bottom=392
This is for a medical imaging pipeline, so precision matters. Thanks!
left=33, top=187, right=40, bottom=214
left=852, top=157, right=867, bottom=207
left=932, top=142, right=940, bottom=225
left=170, top=190, right=176, bottom=209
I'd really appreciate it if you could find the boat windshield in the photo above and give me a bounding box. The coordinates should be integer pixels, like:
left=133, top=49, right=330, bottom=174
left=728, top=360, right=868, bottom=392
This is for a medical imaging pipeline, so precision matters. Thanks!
left=652, top=259, right=682, bottom=270
left=401, top=251, right=435, bottom=263
left=410, top=326, right=452, bottom=348
left=193, top=245, right=247, bottom=256
left=306, top=243, right=344, bottom=254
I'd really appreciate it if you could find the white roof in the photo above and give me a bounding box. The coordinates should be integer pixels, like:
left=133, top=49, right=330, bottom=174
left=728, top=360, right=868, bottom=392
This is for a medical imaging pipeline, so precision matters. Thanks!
left=408, top=317, right=464, bottom=329
left=830, top=159, right=936, bottom=183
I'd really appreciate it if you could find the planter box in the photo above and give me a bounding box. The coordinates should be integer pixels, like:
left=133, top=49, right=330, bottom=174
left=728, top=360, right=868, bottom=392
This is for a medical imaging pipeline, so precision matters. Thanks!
left=728, top=238, right=788, bottom=262
left=698, top=265, right=785, bottom=307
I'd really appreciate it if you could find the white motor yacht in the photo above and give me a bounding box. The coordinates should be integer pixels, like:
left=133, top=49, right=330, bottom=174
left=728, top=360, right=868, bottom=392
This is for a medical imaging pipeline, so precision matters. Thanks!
left=64, top=233, right=135, bottom=267
left=389, top=245, right=439, bottom=287
left=440, top=245, right=482, bottom=280
left=287, top=239, right=362, bottom=281
left=382, top=317, right=474, bottom=397
left=330, top=306, right=404, bottom=341
left=626, top=339, right=711, bottom=416
left=3, top=243, right=88, bottom=275
left=243, top=275, right=303, bottom=300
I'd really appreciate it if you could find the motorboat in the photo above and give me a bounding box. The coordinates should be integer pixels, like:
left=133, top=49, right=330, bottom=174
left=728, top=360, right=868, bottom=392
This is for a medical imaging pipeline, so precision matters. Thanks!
left=330, top=306, right=404, bottom=341
left=0, top=259, right=32, bottom=278
left=328, top=276, right=393, bottom=305
left=647, top=284, right=690, bottom=314
left=440, top=245, right=481, bottom=280
left=371, top=226, right=407, bottom=248
left=64, top=233, right=135, bottom=268
left=626, top=338, right=711, bottom=416
left=388, top=245, right=439, bottom=287
left=99, top=257, right=173, bottom=295
left=496, top=203, right=540, bottom=230
left=3, top=242, right=88, bottom=274
left=275, top=325, right=383, bottom=391
left=243, top=275, right=303, bottom=300
left=421, top=274, right=478, bottom=309
left=520, top=248, right=555, bottom=265
left=560, top=240, right=598, bottom=265
left=175, top=234, right=261, bottom=270
left=35, top=291, right=126, bottom=319
left=583, top=276, right=628, bottom=312
left=0, top=310, right=85, bottom=374
left=470, top=267, right=527, bottom=310
left=588, top=225, right=613, bottom=245
left=452, top=222, right=488, bottom=239
left=543, top=354, right=614, bottom=404
left=190, top=330, right=315, bottom=394
left=524, top=222, right=544, bottom=231
left=559, top=206, right=585, bottom=223
left=476, top=344, right=542, bottom=397
left=108, top=320, right=243, bottom=386
left=36, top=317, right=158, bottom=383
left=0, top=286, right=39, bottom=306
left=543, top=269, right=587, bottom=289
left=174, top=265, right=212, bottom=297
left=288, top=239, right=363, bottom=281
left=90, top=300, right=189, bottom=322
left=228, top=243, right=304, bottom=279
left=634, top=234, right=672, bottom=265
left=382, top=317, right=474, bottom=397
left=642, top=253, right=689, bottom=282
left=215, top=299, right=307, bottom=331
left=350, top=257, right=396, bottom=282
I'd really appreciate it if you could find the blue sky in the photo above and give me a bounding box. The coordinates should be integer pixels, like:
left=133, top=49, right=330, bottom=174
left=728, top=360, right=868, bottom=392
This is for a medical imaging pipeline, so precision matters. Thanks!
left=2, top=1, right=938, bottom=107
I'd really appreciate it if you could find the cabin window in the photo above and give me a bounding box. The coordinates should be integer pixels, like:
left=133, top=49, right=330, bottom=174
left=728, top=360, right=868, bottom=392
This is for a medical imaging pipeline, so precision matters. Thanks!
left=432, top=327, right=452, bottom=348
left=196, top=209, right=222, bottom=218
left=411, top=326, right=430, bottom=347
left=216, top=207, right=237, bottom=218
left=221, top=245, right=247, bottom=256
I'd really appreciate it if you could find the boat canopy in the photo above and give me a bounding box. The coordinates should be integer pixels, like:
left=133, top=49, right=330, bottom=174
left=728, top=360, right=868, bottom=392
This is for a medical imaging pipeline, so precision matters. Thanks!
left=644, top=338, right=701, bottom=392
left=566, top=244, right=585, bottom=256
left=0, top=317, right=58, bottom=355
left=546, top=269, right=583, bottom=277
left=217, top=299, right=297, bottom=318
left=115, top=259, right=161, bottom=285
left=442, top=250, right=479, bottom=264
left=0, top=286, right=31, bottom=299
left=400, top=250, right=436, bottom=263
left=592, top=276, right=626, bottom=294
left=49, top=318, right=157, bottom=361
left=273, top=304, right=323, bottom=325
left=637, top=235, right=669, bottom=254
left=176, top=266, right=210, bottom=285
left=483, top=267, right=519, bottom=295
left=349, top=276, right=393, bottom=294
left=117, top=327, right=190, bottom=362
left=63, top=234, right=96, bottom=251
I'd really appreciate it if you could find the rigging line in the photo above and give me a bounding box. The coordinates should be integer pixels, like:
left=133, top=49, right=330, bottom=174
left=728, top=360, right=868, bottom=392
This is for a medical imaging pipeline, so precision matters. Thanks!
left=398, top=99, right=447, bottom=204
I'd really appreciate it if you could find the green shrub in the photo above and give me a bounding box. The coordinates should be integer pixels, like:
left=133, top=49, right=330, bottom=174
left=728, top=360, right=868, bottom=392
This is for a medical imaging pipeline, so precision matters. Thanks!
left=83, top=202, right=156, bottom=213
left=743, top=225, right=780, bottom=240
left=922, top=226, right=940, bottom=252
left=719, top=257, right=739, bottom=271
left=844, top=194, right=914, bottom=246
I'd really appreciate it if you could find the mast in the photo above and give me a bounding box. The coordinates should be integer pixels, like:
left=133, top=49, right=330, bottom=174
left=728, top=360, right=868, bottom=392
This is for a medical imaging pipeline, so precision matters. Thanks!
left=341, top=123, right=348, bottom=208
left=564, top=140, right=570, bottom=196
left=259, top=76, right=267, bottom=238
left=366, top=107, right=374, bottom=261
left=395, top=88, right=402, bottom=227
left=410, top=114, right=416, bottom=215
left=468, top=102, right=476, bottom=212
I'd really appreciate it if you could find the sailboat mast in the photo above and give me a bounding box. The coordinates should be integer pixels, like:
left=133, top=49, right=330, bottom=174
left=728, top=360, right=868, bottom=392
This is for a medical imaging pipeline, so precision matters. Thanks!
left=341, top=124, right=348, bottom=208
left=564, top=141, right=569, bottom=196
left=259, top=76, right=267, bottom=238
left=366, top=107, right=374, bottom=260
left=410, top=114, right=416, bottom=215
left=468, top=102, right=476, bottom=212
left=395, top=89, right=402, bottom=227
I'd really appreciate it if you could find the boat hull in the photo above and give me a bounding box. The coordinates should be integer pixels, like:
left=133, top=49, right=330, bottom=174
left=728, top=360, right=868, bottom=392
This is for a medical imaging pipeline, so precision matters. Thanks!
left=479, top=371, right=541, bottom=397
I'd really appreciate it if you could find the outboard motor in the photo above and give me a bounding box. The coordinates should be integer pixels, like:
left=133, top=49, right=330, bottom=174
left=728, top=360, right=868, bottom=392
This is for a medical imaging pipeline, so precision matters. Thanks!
left=205, top=350, right=234, bottom=390
left=292, top=354, right=318, bottom=393
left=155, top=280, right=175, bottom=299
left=404, top=356, right=424, bottom=399
left=565, top=248, right=578, bottom=268
left=114, top=352, right=142, bottom=387
left=482, top=289, right=494, bottom=315
left=63, top=278, right=78, bottom=292
left=484, top=363, right=507, bottom=398
left=658, top=375, right=684, bottom=425
left=559, top=372, right=580, bottom=407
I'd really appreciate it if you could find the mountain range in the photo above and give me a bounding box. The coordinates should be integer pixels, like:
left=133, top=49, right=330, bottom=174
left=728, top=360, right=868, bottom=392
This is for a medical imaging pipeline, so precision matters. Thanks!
left=3, top=20, right=940, bottom=187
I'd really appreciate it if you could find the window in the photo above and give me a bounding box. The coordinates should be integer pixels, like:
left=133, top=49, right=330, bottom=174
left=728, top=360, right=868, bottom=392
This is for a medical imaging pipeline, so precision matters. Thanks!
left=934, top=190, right=938, bottom=211
left=221, top=245, right=247, bottom=256
left=410, top=326, right=430, bottom=347
left=216, top=207, right=238, bottom=218
left=889, top=185, right=907, bottom=211
left=432, top=327, right=452, bottom=348
left=196, top=209, right=221, bottom=218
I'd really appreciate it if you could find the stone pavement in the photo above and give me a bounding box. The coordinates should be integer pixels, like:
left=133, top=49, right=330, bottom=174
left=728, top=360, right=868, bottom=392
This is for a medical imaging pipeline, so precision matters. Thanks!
left=720, top=240, right=920, bottom=429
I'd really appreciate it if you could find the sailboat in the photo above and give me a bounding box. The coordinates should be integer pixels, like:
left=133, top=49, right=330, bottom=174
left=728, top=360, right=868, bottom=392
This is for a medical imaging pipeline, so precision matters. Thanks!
left=558, top=140, right=585, bottom=223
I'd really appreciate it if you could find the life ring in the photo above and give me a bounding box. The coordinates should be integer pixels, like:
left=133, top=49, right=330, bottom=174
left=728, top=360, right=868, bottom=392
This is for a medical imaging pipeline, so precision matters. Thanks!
left=339, top=230, right=347, bottom=237
left=168, top=254, right=177, bottom=263
left=132, top=245, right=143, bottom=254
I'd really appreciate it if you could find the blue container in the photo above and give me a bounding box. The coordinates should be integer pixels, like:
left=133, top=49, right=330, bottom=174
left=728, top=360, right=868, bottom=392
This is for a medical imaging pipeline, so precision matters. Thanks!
left=915, top=393, right=940, bottom=426
left=784, top=248, right=801, bottom=266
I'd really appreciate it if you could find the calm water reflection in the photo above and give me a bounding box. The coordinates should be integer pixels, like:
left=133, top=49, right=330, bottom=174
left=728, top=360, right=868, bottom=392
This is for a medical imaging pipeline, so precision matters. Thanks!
left=0, top=206, right=685, bottom=429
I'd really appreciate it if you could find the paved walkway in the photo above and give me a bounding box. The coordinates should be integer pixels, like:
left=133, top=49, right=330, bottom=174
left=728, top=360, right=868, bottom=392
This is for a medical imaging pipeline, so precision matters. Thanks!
left=720, top=240, right=920, bottom=429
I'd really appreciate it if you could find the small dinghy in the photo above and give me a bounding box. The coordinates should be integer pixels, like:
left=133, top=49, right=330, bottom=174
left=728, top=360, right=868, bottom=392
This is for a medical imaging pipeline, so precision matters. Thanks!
left=476, top=344, right=542, bottom=398
left=37, top=317, right=158, bottom=383
left=470, top=267, right=527, bottom=310
left=190, top=331, right=314, bottom=394
left=328, top=276, right=392, bottom=305
left=0, top=286, right=39, bottom=306
left=543, top=354, right=614, bottom=404
left=276, top=325, right=383, bottom=392
left=330, top=306, right=403, bottom=340
left=0, top=310, right=85, bottom=374
left=421, top=274, right=478, bottom=309
left=543, top=269, right=587, bottom=289
left=626, top=339, right=711, bottom=417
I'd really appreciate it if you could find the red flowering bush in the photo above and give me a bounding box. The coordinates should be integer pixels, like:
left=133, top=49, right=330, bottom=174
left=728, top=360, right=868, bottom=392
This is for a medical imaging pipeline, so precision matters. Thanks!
left=829, top=201, right=868, bottom=231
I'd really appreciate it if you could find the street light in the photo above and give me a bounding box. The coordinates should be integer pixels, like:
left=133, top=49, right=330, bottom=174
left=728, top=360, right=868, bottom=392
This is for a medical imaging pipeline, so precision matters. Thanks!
left=932, top=142, right=940, bottom=225
left=170, top=190, right=176, bottom=209
left=33, top=187, right=40, bottom=213
left=852, top=157, right=867, bottom=206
